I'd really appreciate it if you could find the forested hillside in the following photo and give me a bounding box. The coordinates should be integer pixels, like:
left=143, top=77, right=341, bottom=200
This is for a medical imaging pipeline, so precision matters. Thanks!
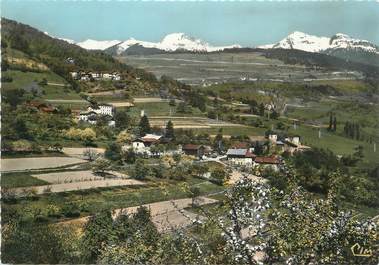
left=1, top=18, right=160, bottom=91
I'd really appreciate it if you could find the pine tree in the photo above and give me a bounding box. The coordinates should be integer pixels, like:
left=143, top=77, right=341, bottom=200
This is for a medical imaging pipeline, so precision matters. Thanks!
left=259, top=103, right=265, bottom=116
left=139, top=115, right=151, bottom=136
left=165, top=120, right=175, bottom=139
left=328, top=113, right=333, bottom=131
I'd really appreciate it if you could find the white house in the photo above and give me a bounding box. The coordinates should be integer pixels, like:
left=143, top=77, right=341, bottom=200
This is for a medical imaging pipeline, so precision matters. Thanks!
left=87, top=104, right=114, bottom=116
left=268, top=134, right=278, bottom=143
left=70, top=71, right=79, bottom=79
left=79, top=111, right=97, bottom=122
left=254, top=156, right=281, bottom=171
left=102, top=73, right=113, bottom=80
left=226, top=148, right=256, bottom=166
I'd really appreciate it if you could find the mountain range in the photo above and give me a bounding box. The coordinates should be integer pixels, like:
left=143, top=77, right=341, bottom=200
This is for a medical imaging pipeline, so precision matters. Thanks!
left=66, top=31, right=379, bottom=66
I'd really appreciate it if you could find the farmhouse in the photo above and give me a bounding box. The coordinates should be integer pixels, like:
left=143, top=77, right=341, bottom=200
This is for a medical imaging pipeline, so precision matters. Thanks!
left=226, top=148, right=256, bottom=166
left=139, top=134, right=162, bottom=147
left=182, top=144, right=206, bottom=158
left=254, top=156, right=281, bottom=171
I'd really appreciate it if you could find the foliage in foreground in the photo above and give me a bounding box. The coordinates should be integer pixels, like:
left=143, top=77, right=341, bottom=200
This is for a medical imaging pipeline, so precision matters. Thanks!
left=2, top=175, right=378, bottom=264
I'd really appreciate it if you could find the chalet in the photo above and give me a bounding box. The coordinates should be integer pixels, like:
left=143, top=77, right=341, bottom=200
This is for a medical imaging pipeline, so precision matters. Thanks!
left=226, top=148, right=256, bottom=166
left=182, top=144, right=206, bottom=158
left=254, top=156, right=281, bottom=171
left=231, top=142, right=254, bottom=153
left=139, top=134, right=162, bottom=147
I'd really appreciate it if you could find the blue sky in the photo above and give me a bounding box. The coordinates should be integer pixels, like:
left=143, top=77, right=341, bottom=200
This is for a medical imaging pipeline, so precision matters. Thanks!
left=2, top=1, right=379, bottom=46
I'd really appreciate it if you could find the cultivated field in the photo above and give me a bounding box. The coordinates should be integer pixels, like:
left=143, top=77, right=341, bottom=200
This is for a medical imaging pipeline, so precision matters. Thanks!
left=1, top=157, right=86, bottom=172
left=117, top=52, right=363, bottom=85
left=32, top=170, right=105, bottom=184
left=13, top=178, right=146, bottom=195
left=149, top=116, right=248, bottom=129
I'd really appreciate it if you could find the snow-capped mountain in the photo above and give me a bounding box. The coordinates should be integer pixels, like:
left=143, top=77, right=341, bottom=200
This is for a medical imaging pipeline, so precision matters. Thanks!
left=259, top=31, right=379, bottom=55
left=76, top=39, right=122, bottom=50
left=76, top=33, right=240, bottom=54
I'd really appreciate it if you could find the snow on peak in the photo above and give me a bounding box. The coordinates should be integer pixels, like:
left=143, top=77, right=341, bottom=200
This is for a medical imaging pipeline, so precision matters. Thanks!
left=76, top=39, right=122, bottom=50
left=110, top=33, right=241, bottom=54
left=272, top=31, right=330, bottom=52
left=329, top=33, right=378, bottom=53
left=259, top=31, right=379, bottom=54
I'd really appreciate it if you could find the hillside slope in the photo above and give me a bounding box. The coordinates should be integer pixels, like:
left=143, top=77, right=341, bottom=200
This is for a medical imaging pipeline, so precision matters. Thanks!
left=1, top=18, right=160, bottom=91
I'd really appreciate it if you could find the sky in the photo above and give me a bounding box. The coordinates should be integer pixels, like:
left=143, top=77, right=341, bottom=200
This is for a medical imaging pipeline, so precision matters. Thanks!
left=2, top=1, right=379, bottom=46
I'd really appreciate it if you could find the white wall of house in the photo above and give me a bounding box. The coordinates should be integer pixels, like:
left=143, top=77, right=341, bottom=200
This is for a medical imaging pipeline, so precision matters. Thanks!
left=268, top=134, right=277, bottom=143
left=228, top=157, right=253, bottom=166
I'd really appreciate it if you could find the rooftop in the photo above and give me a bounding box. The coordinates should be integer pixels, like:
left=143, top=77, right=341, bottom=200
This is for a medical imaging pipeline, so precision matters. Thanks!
left=255, top=156, right=280, bottom=164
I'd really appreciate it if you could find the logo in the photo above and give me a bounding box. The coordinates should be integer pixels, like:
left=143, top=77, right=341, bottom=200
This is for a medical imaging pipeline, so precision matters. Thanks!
left=351, top=243, right=372, bottom=257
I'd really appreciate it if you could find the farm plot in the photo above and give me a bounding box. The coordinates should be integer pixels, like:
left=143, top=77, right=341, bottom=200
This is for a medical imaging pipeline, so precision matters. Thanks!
left=1, top=157, right=86, bottom=172
left=63, top=147, right=105, bottom=159
left=149, top=116, right=247, bottom=129
left=13, top=178, right=146, bottom=196
left=32, top=170, right=104, bottom=184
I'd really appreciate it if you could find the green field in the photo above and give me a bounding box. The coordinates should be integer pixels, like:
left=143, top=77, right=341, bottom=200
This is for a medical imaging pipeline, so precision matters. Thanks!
left=2, top=172, right=49, bottom=188
left=2, top=70, right=81, bottom=100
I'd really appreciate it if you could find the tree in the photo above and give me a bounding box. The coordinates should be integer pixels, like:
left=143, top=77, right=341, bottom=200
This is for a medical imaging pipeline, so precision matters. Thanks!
left=2, top=89, right=25, bottom=109
left=139, top=115, right=151, bottom=136
left=114, top=110, right=130, bottom=130
left=82, top=210, right=116, bottom=263
left=116, top=130, right=132, bottom=144
left=270, top=110, right=280, bottom=119
left=214, top=128, right=224, bottom=153
left=83, top=148, right=99, bottom=161
left=104, top=142, right=121, bottom=161
left=328, top=112, right=333, bottom=131
left=333, top=116, right=337, bottom=132
left=259, top=103, right=265, bottom=116
left=132, top=159, right=149, bottom=180
left=91, top=158, right=111, bottom=174
left=2, top=218, right=79, bottom=264
left=189, top=186, right=201, bottom=207
left=165, top=120, right=175, bottom=139
left=80, top=128, right=96, bottom=143
left=211, top=168, right=229, bottom=185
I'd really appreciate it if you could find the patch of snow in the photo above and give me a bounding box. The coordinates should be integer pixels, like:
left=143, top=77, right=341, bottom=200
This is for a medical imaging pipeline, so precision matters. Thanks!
left=76, top=39, right=122, bottom=50
left=259, top=31, right=379, bottom=54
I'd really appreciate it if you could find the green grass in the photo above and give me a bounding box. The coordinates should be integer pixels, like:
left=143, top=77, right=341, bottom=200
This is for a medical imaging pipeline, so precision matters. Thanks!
left=193, top=126, right=266, bottom=136
left=1, top=70, right=81, bottom=100
left=127, top=102, right=205, bottom=117
left=2, top=172, right=49, bottom=188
